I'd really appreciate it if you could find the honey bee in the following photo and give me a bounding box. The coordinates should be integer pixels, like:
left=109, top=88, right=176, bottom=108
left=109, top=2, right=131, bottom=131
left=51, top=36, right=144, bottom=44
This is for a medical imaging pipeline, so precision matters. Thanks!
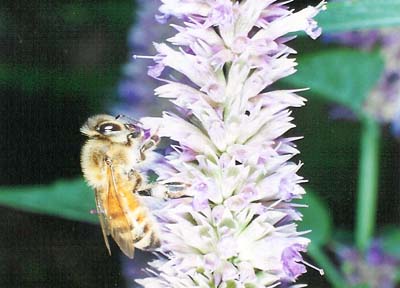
left=80, top=114, right=167, bottom=258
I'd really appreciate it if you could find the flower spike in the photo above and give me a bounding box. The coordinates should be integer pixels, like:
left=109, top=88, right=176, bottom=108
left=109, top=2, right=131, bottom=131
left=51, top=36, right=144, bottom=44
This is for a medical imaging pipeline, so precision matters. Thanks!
left=138, top=1, right=326, bottom=287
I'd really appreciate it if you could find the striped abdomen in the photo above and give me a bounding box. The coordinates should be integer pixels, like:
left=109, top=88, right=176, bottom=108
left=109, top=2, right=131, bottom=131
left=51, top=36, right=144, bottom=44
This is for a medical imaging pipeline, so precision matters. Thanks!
left=99, top=165, right=160, bottom=258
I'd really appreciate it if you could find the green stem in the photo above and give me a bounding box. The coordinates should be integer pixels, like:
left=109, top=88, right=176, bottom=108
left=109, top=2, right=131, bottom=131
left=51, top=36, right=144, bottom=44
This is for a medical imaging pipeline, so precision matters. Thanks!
left=308, top=245, right=348, bottom=288
left=355, top=116, right=380, bottom=252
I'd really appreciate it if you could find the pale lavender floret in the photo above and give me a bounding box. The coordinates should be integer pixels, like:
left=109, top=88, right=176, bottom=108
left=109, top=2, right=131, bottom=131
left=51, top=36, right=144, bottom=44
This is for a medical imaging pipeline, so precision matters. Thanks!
left=137, top=1, right=326, bottom=287
left=282, top=244, right=307, bottom=280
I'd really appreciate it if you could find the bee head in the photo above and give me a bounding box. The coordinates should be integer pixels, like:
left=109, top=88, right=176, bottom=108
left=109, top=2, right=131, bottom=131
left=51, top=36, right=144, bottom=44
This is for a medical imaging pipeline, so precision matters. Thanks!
left=81, top=114, right=143, bottom=144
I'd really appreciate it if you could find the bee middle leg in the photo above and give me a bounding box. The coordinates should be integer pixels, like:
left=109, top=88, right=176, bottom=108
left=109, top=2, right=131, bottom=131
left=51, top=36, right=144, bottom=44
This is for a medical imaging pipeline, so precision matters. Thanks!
left=137, top=182, right=187, bottom=199
left=137, top=188, right=152, bottom=197
left=163, top=182, right=188, bottom=199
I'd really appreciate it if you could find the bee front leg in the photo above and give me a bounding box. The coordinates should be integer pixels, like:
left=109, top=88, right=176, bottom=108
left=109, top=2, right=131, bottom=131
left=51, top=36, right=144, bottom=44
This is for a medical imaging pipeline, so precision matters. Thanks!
left=139, top=135, right=160, bottom=161
left=104, top=156, right=113, bottom=167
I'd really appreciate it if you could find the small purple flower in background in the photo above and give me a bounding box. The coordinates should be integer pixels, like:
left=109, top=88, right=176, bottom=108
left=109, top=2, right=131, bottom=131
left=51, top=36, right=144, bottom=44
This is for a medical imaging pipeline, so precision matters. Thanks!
left=136, top=0, right=326, bottom=287
left=115, top=0, right=175, bottom=118
left=336, top=241, right=399, bottom=288
left=116, top=1, right=175, bottom=284
left=327, top=27, right=400, bottom=137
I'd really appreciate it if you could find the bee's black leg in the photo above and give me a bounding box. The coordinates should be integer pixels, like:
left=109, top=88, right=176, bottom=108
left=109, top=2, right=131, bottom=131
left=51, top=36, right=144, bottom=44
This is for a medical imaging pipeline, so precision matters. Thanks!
left=139, top=135, right=160, bottom=160
left=164, top=182, right=187, bottom=199
left=135, top=182, right=188, bottom=199
left=137, top=189, right=152, bottom=196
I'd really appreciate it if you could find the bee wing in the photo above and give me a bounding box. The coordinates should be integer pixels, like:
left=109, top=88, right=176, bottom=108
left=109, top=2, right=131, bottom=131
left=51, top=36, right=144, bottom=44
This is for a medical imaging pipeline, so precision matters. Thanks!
left=106, top=164, right=136, bottom=259
left=94, top=188, right=112, bottom=256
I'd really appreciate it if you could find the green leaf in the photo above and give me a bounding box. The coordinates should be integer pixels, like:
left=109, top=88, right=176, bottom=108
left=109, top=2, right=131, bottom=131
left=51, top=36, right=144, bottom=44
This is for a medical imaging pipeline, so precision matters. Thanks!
left=297, top=190, right=333, bottom=247
left=381, top=227, right=400, bottom=258
left=318, top=0, right=400, bottom=33
left=284, top=49, right=384, bottom=113
left=58, top=2, right=134, bottom=28
left=0, top=179, right=97, bottom=224
left=396, top=269, right=400, bottom=282
left=0, top=64, right=118, bottom=98
left=307, top=246, right=348, bottom=288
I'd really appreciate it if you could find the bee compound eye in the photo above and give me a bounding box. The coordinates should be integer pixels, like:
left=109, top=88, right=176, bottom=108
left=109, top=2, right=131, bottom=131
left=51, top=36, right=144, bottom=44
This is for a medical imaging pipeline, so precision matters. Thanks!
left=98, top=123, right=121, bottom=134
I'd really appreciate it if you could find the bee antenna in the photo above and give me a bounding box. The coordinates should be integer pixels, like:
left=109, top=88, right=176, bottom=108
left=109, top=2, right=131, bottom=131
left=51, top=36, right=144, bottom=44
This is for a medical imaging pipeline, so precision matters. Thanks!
left=115, top=114, right=143, bottom=126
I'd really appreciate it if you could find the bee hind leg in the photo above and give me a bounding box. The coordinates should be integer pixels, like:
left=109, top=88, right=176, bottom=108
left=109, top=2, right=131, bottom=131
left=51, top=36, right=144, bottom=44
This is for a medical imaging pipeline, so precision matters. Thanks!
left=127, top=169, right=144, bottom=193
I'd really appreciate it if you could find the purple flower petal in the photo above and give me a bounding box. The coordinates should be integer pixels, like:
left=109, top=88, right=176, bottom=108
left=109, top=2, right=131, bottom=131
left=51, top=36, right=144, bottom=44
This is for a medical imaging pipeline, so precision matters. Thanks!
left=136, top=0, right=326, bottom=287
left=282, top=244, right=307, bottom=280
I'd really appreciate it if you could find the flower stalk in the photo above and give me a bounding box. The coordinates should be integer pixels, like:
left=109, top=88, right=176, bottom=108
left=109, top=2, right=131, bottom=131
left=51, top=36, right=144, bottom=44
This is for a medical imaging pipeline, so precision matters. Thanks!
left=139, top=1, right=326, bottom=287
left=355, top=116, right=380, bottom=252
left=308, top=245, right=348, bottom=288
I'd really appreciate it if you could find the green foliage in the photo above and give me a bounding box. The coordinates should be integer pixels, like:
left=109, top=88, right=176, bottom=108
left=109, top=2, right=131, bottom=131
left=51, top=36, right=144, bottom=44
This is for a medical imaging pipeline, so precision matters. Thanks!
left=284, top=49, right=384, bottom=113
left=301, top=191, right=348, bottom=287
left=355, top=117, right=380, bottom=251
left=58, top=2, right=135, bottom=28
left=381, top=227, right=400, bottom=258
left=298, top=190, right=333, bottom=248
left=0, top=179, right=97, bottom=224
left=318, top=0, right=400, bottom=32
left=0, top=64, right=118, bottom=101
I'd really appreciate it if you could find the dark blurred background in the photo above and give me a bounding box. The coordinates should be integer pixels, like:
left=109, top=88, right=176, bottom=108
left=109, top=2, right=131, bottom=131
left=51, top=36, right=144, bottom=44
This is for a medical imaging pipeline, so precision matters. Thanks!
left=1, top=0, right=398, bottom=287
left=1, top=1, right=135, bottom=287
